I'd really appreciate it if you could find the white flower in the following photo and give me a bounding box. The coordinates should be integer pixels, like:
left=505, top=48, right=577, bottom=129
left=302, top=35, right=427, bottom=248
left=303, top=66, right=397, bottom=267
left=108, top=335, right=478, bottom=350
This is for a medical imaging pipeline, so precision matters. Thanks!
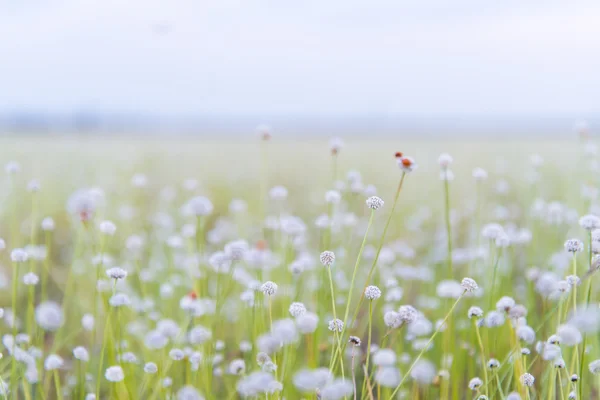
left=23, top=272, right=39, bottom=286
left=397, top=156, right=418, bottom=173
left=35, top=302, right=64, bottom=331
left=328, top=319, right=343, bottom=332
left=82, top=314, right=95, bottom=331
left=144, top=362, right=158, bottom=374
left=398, top=305, right=418, bottom=324
left=325, top=190, right=341, bottom=204
left=472, top=167, right=488, bottom=181
left=99, top=220, right=117, bottom=235
left=319, top=251, right=335, bottom=267
left=468, top=377, right=483, bottom=390
left=288, top=302, right=307, bottom=318
left=260, top=281, right=278, bottom=296
left=589, top=359, right=600, bottom=374
left=520, top=373, right=535, bottom=387
left=44, top=354, right=64, bottom=370
left=73, top=346, right=89, bottom=362
left=106, top=267, right=127, bottom=280
left=438, top=153, right=453, bottom=168
left=461, top=277, right=478, bottom=292
left=364, top=285, right=382, bottom=300
left=468, top=306, right=484, bottom=319
left=41, top=217, right=55, bottom=231
left=366, top=196, right=384, bottom=210
left=579, top=215, right=600, bottom=230
left=564, top=239, right=584, bottom=253
left=11, top=248, right=29, bottom=263
left=105, top=366, right=125, bottom=382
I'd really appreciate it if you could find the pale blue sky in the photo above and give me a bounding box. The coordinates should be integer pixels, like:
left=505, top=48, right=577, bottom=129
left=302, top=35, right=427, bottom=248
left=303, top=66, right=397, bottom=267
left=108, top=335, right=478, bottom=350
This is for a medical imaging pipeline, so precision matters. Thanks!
left=1, top=0, right=599, bottom=117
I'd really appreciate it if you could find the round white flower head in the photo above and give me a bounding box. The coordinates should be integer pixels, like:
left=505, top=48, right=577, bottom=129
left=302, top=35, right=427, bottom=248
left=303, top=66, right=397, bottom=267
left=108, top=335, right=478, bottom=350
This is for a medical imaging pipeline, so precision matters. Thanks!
left=366, top=196, right=384, bottom=210
left=508, top=305, right=528, bottom=319
left=373, top=349, right=397, bottom=366
left=44, top=354, right=64, bottom=370
left=99, top=220, right=117, bottom=236
left=481, top=223, right=504, bottom=240
left=256, top=124, right=272, bottom=140
left=398, top=305, right=418, bottom=324
left=319, top=251, right=335, bottom=267
left=260, top=281, right=278, bottom=296
left=384, top=311, right=401, bottom=328
left=557, top=324, right=582, bottom=346
left=329, top=136, right=344, bottom=154
left=487, top=358, right=500, bottom=369
left=520, top=373, right=535, bottom=387
left=85, top=394, right=96, bottom=400
left=325, top=190, right=341, bottom=204
left=496, top=296, right=516, bottom=312
left=35, top=301, right=64, bottom=331
left=468, top=306, right=484, bottom=319
left=23, top=272, right=39, bottom=286
left=506, top=393, right=521, bottom=400
left=364, top=285, right=382, bottom=300
left=11, top=248, right=29, bottom=263
left=397, top=155, right=418, bottom=173
left=269, top=185, right=288, bottom=200
left=564, top=239, right=584, bottom=253
left=349, top=336, right=361, bottom=346
left=589, top=359, right=600, bottom=374
left=186, top=196, right=214, bottom=216
left=106, top=267, right=128, bottom=280
left=144, top=362, right=158, bottom=374
left=82, top=314, right=95, bottom=331
left=73, top=346, right=89, bottom=362
left=41, top=217, right=55, bottom=231
left=472, top=167, right=488, bottom=181
left=461, top=277, right=478, bottom=293
left=468, top=377, right=483, bottom=390
left=5, top=161, right=20, bottom=174
left=109, top=293, right=131, bottom=307
left=296, top=312, right=319, bottom=334
left=228, top=359, right=246, bottom=375
left=288, top=302, right=307, bottom=318
left=580, top=215, right=600, bottom=230
left=169, top=348, right=185, bottom=361
left=570, top=374, right=579, bottom=382
left=105, top=366, right=125, bottom=382
left=27, top=179, right=41, bottom=193
left=438, top=153, right=453, bottom=168
left=328, top=318, right=343, bottom=332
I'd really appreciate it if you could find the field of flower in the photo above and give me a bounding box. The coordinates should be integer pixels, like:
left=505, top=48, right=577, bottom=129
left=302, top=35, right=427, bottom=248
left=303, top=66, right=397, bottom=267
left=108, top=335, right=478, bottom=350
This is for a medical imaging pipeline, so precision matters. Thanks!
left=1, top=133, right=600, bottom=400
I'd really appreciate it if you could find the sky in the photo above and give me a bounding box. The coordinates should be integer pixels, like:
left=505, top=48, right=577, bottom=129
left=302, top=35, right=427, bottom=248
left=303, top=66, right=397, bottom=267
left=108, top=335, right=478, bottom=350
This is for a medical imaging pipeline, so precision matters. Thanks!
left=1, top=0, right=600, bottom=118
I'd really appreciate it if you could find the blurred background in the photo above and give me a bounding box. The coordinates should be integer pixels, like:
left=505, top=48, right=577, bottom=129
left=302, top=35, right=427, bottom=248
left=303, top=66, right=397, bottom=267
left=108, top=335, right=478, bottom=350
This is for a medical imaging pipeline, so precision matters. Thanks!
left=1, top=0, right=599, bottom=137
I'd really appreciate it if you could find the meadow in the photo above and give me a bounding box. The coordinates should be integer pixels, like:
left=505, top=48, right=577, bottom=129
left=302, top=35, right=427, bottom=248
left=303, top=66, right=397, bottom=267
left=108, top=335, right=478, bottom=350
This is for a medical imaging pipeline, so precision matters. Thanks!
left=0, top=133, right=599, bottom=400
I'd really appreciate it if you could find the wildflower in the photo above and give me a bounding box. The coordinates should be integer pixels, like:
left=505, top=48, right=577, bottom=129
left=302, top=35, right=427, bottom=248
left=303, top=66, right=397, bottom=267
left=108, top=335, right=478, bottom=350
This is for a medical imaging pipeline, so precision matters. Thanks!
left=564, top=239, right=584, bottom=253
left=11, top=248, right=29, bottom=263
left=481, top=223, right=504, bottom=240
left=325, top=190, right=341, bottom=204
left=384, top=311, right=401, bottom=328
left=73, top=346, right=89, bottom=362
left=169, top=348, right=185, bottom=361
left=185, top=196, right=214, bottom=216
left=82, top=314, right=95, bottom=331
left=256, top=124, right=272, bottom=140
left=144, top=362, right=158, bottom=374
left=105, top=366, right=125, bottom=382
left=99, top=220, right=117, bottom=235
left=468, top=306, right=484, bottom=319
left=330, top=137, right=344, bottom=154
left=488, top=358, right=500, bottom=369
left=296, top=312, right=319, bottom=334
left=472, top=168, right=488, bottom=181
left=328, top=319, right=343, bottom=332
left=520, top=373, right=535, bottom=386
left=5, top=161, right=20, bottom=174
left=397, top=155, right=417, bottom=172
left=349, top=336, right=361, bottom=346
left=570, top=374, right=579, bottom=382
left=554, top=358, right=566, bottom=368
left=320, top=251, right=335, bottom=267
left=398, top=305, right=418, bottom=324
left=373, top=349, right=396, bottom=366
left=228, top=359, right=246, bottom=375
left=44, top=354, right=64, bottom=370
left=557, top=324, right=582, bottom=346
left=410, top=359, right=436, bottom=384
left=376, top=367, right=401, bottom=387
left=579, top=215, right=600, bottom=230
left=364, top=285, right=381, bottom=300
left=35, top=301, right=64, bottom=331
left=485, top=311, right=505, bottom=328
left=461, top=277, right=478, bottom=292
left=468, top=377, right=483, bottom=390
left=588, top=359, right=600, bottom=374
left=260, top=281, right=278, bottom=296
left=109, top=293, right=131, bottom=307
left=41, top=217, right=55, bottom=231
left=366, top=196, right=384, bottom=210
left=23, top=272, right=39, bottom=285
left=106, top=267, right=127, bottom=280
left=438, top=153, right=453, bottom=168
left=288, top=302, right=307, bottom=318
left=508, top=305, right=527, bottom=319
left=496, top=296, right=515, bottom=312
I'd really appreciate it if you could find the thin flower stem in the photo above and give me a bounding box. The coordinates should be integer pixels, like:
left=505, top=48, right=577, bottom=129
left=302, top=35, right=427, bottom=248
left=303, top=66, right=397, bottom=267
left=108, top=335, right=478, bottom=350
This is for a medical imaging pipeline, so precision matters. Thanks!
left=443, top=172, right=453, bottom=278
left=474, top=321, right=489, bottom=398
left=388, top=293, right=465, bottom=400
